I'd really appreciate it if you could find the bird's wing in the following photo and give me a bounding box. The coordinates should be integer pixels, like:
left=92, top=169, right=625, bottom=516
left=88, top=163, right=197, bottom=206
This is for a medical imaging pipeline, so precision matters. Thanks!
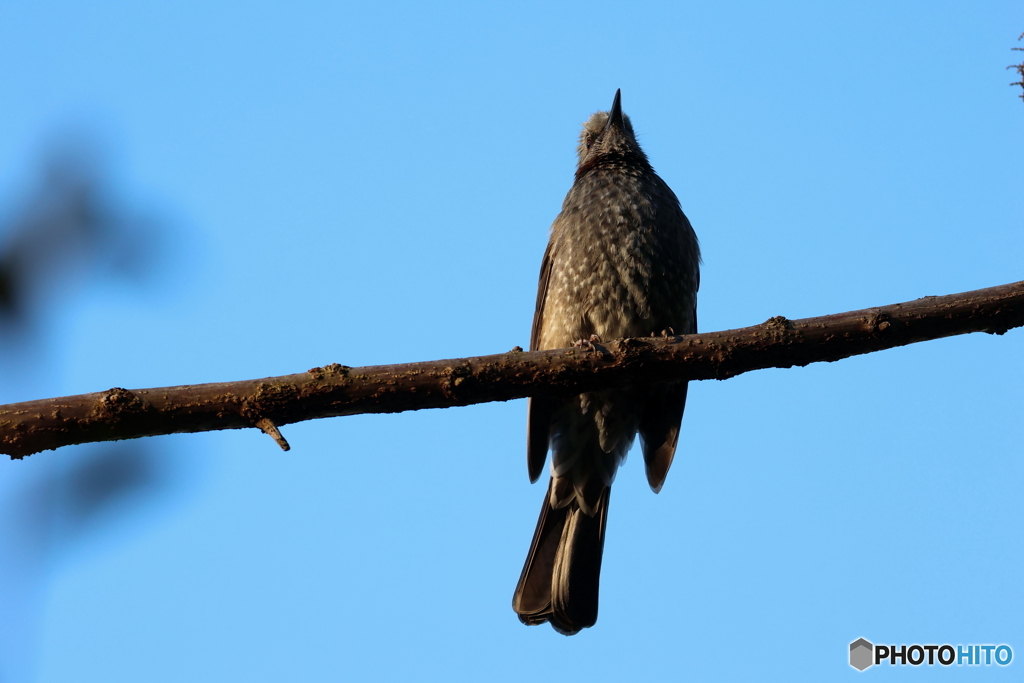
left=526, top=241, right=555, bottom=482
left=638, top=383, right=688, bottom=493
left=638, top=302, right=697, bottom=493
left=529, top=240, right=554, bottom=353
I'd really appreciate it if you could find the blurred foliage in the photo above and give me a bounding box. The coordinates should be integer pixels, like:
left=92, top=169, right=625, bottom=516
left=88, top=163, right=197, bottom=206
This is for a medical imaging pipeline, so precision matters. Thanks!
left=0, top=133, right=170, bottom=550
left=0, top=134, right=177, bottom=683
left=1011, top=32, right=1024, bottom=103
left=0, top=139, right=158, bottom=340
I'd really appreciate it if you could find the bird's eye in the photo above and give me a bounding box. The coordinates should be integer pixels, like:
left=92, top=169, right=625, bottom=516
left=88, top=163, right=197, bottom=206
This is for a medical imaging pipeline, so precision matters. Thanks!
left=584, top=134, right=595, bottom=149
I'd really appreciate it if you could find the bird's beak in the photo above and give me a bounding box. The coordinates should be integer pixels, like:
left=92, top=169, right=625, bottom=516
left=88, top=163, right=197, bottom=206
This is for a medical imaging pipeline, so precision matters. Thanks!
left=605, top=89, right=623, bottom=130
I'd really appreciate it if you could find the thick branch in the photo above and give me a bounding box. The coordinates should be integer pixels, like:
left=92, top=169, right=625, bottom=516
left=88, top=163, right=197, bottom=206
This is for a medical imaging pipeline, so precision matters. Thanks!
left=2, top=281, right=1022, bottom=459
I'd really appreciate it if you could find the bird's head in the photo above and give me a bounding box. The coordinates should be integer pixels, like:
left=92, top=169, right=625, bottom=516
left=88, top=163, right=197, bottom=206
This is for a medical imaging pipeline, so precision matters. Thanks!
left=575, top=89, right=646, bottom=167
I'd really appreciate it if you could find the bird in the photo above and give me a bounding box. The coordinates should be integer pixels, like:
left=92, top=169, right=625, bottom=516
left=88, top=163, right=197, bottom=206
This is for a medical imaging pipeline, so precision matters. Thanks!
left=512, top=90, right=700, bottom=635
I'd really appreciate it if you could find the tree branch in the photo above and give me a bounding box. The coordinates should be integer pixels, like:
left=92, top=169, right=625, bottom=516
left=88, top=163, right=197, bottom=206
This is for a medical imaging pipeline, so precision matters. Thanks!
left=2, top=280, right=1021, bottom=459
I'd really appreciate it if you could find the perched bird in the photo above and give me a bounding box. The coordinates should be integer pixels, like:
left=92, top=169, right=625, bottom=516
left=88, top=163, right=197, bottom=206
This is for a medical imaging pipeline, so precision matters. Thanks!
left=512, top=90, right=700, bottom=635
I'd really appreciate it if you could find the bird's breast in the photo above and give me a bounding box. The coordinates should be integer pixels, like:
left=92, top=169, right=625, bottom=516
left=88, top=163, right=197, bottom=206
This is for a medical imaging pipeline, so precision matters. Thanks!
left=539, top=170, right=696, bottom=349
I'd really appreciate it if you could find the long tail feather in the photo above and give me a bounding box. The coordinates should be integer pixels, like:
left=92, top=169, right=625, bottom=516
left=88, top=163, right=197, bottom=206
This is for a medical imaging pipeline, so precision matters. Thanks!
left=512, top=483, right=611, bottom=635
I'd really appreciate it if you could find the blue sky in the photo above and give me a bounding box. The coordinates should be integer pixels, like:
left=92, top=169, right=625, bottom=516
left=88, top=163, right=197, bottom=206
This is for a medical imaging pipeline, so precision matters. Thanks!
left=1, top=1, right=1022, bottom=680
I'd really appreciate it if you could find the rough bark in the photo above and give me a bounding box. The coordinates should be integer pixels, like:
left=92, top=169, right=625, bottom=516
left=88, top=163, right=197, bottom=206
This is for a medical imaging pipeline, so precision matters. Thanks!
left=1, top=280, right=1021, bottom=459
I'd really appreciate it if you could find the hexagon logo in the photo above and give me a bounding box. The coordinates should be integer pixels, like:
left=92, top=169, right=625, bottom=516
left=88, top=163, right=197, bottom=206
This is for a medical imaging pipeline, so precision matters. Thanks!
left=850, top=638, right=874, bottom=671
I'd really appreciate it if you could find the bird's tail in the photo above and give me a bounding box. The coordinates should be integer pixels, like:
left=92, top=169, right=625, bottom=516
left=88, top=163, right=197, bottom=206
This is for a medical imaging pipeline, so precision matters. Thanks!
left=512, top=481, right=611, bottom=635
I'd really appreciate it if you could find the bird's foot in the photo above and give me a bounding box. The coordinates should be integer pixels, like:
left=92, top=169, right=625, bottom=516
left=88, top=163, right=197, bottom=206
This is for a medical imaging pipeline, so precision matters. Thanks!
left=572, top=334, right=602, bottom=350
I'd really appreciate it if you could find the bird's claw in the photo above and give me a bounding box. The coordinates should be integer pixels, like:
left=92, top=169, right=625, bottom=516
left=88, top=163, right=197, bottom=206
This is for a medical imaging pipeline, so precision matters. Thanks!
left=572, top=334, right=603, bottom=350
